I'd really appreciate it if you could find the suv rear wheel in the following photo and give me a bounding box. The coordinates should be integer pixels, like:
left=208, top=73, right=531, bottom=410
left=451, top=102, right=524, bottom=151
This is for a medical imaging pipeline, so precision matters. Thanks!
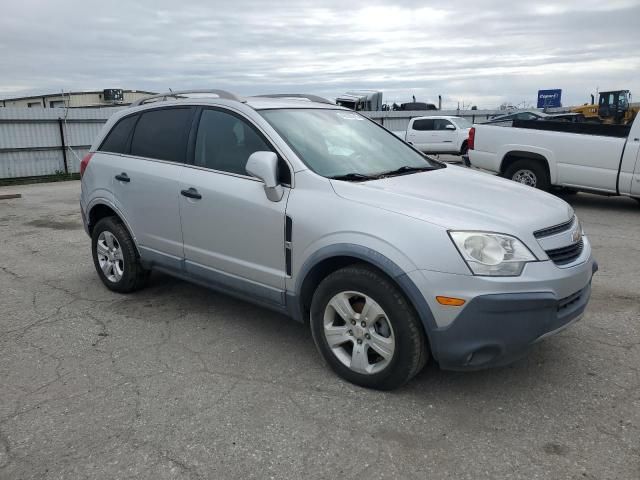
left=91, top=217, right=149, bottom=293
left=310, top=264, right=428, bottom=390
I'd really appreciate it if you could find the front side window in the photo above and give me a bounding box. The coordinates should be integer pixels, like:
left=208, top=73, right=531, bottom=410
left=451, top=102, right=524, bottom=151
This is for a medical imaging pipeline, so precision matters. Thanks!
left=99, top=114, right=138, bottom=154
left=434, top=119, right=454, bottom=130
left=130, top=108, right=193, bottom=162
left=194, top=109, right=275, bottom=176
left=260, top=109, right=442, bottom=178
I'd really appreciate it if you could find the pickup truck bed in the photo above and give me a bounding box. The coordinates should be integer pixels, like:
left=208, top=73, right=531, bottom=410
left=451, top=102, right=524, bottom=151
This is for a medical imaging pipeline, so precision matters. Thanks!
left=468, top=117, right=640, bottom=199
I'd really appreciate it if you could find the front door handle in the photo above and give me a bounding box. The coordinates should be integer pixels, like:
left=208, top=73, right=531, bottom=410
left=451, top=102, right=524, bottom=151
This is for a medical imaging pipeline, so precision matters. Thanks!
left=115, top=173, right=130, bottom=183
left=181, top=187, right=202, bottom=200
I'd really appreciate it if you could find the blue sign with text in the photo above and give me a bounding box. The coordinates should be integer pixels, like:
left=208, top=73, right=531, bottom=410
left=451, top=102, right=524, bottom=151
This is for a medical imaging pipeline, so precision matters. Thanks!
left=537, top=89, right=562, bottom=108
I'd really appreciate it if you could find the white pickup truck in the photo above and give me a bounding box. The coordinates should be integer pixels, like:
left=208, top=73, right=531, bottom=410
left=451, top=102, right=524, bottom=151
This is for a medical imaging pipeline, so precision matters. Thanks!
left=393, top=116, right=471, bottom=155
left=468, top=116, right=640, bottom=201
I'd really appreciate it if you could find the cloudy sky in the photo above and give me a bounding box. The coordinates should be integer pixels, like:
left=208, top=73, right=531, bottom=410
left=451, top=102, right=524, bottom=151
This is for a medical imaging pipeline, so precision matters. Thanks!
left=1, top=0, right=639, bottom=108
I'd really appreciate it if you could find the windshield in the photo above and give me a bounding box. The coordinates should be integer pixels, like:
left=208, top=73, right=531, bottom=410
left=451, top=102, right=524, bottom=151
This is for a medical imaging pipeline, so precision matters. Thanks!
left=259, top=109, right=442, bottom=178
left=451, top=117, right=472, bottom=129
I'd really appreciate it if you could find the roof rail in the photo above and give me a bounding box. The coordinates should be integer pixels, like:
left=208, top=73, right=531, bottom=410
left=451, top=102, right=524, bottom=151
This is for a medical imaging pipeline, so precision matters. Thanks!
left=253, top=94, right=334, bottom=105
left=130, top=89, right=243, bottom=107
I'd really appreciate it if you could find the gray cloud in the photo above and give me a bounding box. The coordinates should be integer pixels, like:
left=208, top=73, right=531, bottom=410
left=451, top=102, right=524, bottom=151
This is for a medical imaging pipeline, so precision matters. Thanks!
left=1, top=0, right=639, bottom=108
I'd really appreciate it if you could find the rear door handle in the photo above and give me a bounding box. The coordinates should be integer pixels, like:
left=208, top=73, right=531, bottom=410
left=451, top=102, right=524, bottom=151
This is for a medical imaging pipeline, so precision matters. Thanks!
left=115, top=173, right=130, bottom=183
left=180, top=187, right=202, bottom=200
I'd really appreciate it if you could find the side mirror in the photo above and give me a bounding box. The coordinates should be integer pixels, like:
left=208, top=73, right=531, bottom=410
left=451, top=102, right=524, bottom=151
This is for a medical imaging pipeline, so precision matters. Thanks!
left=445, top=124, right=456, bottom=130
left=246, top=151, right=284, bottom=202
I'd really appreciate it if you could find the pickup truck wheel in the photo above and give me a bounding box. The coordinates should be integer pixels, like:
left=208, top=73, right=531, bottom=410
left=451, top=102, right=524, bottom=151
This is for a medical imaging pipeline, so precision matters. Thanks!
left=460, top=141, right=468, bottom=156
left=503, top=160, right=550, bottom=191
left=310, top=264, right=429, bottom=390
left=92, top=217, right=149, bottom=293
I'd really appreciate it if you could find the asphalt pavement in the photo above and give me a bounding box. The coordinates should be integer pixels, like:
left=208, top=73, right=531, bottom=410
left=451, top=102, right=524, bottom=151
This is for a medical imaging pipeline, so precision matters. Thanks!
left=0, top=179, right=638, bottom=479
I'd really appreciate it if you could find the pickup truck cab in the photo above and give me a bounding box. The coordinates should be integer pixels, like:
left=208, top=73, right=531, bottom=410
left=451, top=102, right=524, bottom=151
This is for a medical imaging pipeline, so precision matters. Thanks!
left=394, top=116, right=471, bottom=155
left=468, top=116, right=640, bottom=200
left=80, top=91, right=595, bottom=390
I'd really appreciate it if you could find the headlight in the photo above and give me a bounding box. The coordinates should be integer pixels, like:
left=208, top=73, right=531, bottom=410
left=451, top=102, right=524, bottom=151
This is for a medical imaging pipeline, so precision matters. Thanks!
left=449, top=231, right=537, bottom=276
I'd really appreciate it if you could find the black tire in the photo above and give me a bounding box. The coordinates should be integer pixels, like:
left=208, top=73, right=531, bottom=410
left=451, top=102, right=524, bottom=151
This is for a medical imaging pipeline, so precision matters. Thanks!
left=460, top=141, right=468, bottom=156
left=503, top=159, right=551, bottom=191
left=91, top=217, right=149, bottom=293
left=310, top=264, right=429, bottom=390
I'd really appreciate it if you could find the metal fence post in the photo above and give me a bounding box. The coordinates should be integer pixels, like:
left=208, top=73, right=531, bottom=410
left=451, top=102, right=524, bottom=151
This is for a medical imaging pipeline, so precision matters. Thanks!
left=57, top=118, right=68, bottom=174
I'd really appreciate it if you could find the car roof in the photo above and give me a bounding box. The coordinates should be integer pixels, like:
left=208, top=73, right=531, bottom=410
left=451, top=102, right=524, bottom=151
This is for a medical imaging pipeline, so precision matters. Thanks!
left=245, top=97, right=344, bottom=110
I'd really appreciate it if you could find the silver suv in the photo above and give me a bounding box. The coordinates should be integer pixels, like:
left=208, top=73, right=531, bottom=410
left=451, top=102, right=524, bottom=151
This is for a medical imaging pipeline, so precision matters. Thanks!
left=80, top=90, right=596, bottom=390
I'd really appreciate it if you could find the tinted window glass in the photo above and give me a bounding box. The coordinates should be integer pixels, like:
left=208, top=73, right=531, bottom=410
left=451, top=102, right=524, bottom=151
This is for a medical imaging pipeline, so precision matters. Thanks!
left=100, top=115, right=138, bottom=154
left=130, top=108, right=192, bottom=162
left=195, top=109, right=274, bottom=175
left=412, top=119, right=434, bottom=131
left=434, top=119, right=454, bottom=130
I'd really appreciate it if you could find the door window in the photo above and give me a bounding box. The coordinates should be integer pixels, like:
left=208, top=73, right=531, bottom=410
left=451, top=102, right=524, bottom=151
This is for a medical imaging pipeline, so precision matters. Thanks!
left=130, top=108, right=193, bottom=162
left=433, top=119, right=454, bottom=130
left=412, top=119, right=434, bottom=131
left=194, top=109, right=275, bottom=176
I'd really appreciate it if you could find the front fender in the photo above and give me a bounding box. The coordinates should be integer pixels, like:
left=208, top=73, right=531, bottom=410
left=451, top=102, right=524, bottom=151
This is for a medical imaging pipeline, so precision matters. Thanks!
left=498, top=144, right=557, bottom=183
left=290, top=242, right=439, bottom=335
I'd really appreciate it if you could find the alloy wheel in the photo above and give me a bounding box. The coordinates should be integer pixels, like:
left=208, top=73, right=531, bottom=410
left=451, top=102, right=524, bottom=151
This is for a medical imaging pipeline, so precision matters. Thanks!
left=322, top=291, right=395, bottom=375
left=96, top=231, right=124, bottom=283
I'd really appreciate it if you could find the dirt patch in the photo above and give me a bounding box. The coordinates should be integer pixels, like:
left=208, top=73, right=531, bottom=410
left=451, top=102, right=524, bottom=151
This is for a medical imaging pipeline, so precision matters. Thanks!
left=25, top=218, right=81, bottom=231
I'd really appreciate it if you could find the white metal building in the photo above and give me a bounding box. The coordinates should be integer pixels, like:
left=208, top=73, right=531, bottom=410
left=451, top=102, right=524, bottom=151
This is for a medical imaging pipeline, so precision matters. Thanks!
left=1, top=89, right=157, bottom=108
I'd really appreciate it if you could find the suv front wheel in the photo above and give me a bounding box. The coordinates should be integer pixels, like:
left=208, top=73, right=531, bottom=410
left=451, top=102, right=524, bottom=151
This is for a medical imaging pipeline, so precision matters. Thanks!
left=310, top=264, right=428, bottom=390
left=91, top=217, right=149, bottom=293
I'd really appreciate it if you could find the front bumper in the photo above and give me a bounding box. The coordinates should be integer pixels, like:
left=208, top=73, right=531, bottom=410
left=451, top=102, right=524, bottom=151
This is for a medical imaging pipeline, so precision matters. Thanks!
left=407, top=252, right=597, bottom=370
left=430, top=279, right=592, bottom=370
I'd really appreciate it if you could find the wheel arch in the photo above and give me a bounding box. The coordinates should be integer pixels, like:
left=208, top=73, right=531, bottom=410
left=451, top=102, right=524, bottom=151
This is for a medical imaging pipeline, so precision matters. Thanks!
left=87, top=201, right=140, bottom=256
left=290, top=244, right=439, bottom=343
left=499, top=148, right=556, bottom=184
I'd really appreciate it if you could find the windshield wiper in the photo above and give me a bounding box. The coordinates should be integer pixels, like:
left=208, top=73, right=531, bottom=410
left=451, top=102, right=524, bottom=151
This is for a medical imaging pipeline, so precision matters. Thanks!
left=376, top=165, right=436, bottom=178
left=329, top=173, right=378, bottom=182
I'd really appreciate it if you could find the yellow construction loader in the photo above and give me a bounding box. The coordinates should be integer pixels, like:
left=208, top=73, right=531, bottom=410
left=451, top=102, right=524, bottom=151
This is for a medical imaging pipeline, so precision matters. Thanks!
left=572, top=90, right=639, bottom=124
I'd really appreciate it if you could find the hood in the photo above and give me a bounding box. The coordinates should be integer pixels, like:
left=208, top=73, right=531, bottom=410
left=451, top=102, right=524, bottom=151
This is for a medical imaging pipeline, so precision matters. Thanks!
left=330, top=165, right=573, bottom=235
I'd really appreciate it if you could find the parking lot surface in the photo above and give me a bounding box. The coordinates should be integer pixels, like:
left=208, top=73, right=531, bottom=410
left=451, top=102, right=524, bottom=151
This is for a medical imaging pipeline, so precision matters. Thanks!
left=1, top=179, right=639, bottom=479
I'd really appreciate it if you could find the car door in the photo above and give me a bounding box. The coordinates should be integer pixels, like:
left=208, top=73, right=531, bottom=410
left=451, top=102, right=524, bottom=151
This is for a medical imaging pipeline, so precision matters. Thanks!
left=107, top=107, right=194, bottom=267
left=407, top=119, right=435, bottom=151
left=178, top=107, right=291, bottom=306
left=631, top=139, right=640, bottom=197
left=432, top=119, right=457, bottom=152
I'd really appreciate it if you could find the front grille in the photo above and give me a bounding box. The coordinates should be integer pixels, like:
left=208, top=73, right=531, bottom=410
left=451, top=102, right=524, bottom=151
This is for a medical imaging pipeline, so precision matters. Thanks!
left=534, top=217, right=575, bottom=239
left=546, top=239, right=584, bottom=265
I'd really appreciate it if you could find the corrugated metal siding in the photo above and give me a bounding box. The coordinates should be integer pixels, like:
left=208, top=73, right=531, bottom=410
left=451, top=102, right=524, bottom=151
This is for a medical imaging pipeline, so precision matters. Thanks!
left=0, top=107, right=121, bottom=178
left=0, top=150, right=65, bottom=178
left=0, top=122, right=61, bottom=149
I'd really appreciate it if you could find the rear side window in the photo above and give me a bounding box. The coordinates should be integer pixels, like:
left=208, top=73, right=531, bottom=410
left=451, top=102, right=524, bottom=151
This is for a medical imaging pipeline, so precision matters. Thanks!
left=130, top=108, right=193, bottom=162
left=412, top=119, right=434, bottom=131
left=99, top=115, right=138, bottom=154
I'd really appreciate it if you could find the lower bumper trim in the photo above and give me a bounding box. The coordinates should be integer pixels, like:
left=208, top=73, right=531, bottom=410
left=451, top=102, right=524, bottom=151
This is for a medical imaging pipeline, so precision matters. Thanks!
left=431, top=283, right=592, bottom=370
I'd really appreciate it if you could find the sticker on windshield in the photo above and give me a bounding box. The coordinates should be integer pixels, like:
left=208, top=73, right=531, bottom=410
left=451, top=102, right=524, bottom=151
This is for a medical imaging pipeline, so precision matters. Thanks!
left=336, top=112, right=364, bottom=121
